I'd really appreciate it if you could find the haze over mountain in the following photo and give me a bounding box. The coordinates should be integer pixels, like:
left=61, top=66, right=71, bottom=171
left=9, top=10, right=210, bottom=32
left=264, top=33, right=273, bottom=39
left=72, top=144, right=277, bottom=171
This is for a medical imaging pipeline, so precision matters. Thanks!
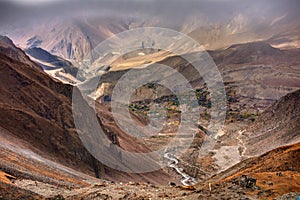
left=1, top=0, right=300, bottom=65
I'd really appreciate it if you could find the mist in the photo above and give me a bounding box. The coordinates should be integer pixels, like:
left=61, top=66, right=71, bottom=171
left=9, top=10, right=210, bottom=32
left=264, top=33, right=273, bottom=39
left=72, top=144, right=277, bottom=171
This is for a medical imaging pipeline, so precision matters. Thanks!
left=1, top=0, right=299, bottom=31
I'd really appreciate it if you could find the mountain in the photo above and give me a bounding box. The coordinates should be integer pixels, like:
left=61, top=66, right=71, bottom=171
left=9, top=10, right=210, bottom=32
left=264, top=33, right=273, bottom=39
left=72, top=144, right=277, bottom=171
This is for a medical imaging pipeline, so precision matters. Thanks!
left=244, top=89, right=300, bottom=156
left=25, top=47, right=79, bottom=84
left=0, top=1, right=300, bottom=198
left=210, top=41, right=300, bottom=66
left=210, top=42, right=300, bottom=105
left=2, top=0, right=300, bottom=65
left=4, top=18, right=130, bottom=65
left=0, top=36, right=42, bottom=71
left=89, top=41, right=300, bottom=109
left=0, top=36, right=91, bottom=173
left=0, top=35, right=173, bottom=192
left=25, top=47, right=75, bottom=70
left=7, top=15, right=296, bottom=65
left=209, top=41, right=282, bottom=65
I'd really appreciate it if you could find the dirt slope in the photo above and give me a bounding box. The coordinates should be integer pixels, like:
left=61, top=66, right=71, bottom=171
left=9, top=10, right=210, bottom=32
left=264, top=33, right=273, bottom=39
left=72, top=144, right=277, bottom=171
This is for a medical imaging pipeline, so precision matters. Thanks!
left=209, top=142, right=300, bottom=199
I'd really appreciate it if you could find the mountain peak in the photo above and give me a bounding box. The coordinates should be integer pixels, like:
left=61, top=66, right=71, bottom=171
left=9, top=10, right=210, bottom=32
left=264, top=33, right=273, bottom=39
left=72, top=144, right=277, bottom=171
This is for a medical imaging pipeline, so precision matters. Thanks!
left=0, top=35, right=42, bottom=71
left=0, top=35, right=16, bottom=48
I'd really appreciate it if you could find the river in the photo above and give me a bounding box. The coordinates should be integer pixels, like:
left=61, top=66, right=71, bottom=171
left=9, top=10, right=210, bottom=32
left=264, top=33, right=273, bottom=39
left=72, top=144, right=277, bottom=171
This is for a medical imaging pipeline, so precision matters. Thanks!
left=164, top=152, right=198, bottom=186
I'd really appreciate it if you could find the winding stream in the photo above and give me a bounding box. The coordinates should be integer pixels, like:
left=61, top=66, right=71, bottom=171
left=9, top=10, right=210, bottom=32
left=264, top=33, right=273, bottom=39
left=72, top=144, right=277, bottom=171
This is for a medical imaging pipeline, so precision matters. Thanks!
left=164, top=153, right=198, bottom=186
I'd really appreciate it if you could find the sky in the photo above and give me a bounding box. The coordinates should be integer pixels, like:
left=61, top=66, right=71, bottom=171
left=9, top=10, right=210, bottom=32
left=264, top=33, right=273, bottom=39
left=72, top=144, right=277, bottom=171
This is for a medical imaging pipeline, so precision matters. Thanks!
left=0, top=0, right=299, bottom=30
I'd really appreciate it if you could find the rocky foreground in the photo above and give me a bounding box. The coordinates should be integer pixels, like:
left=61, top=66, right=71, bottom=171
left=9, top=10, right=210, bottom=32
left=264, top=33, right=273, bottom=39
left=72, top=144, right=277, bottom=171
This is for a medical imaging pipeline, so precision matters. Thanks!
left=0, top=141, right=299, bottom=200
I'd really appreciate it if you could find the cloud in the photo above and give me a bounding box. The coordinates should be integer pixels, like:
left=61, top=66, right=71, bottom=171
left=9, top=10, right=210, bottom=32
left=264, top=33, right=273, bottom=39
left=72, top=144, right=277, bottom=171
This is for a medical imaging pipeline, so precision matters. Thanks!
left=0, top=0, right=298, bottom=31
left=8, top=0, right=61, bottom=4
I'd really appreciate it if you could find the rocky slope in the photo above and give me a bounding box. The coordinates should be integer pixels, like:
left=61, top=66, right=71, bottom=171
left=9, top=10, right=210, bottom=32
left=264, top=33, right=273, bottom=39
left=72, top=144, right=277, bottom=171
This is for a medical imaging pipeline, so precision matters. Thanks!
left=244, top=89, right=300, bottom=156
left=0, top=36, right=96, bottom=176
left=2, top=141, right=297, bottom=200
left=209, top=142, right=300, bottom=200
left=0, top=36, right=173, bottom=190
left=0, top=36, right=42, bottom=71
left=25, top=47, right=79, bottom=84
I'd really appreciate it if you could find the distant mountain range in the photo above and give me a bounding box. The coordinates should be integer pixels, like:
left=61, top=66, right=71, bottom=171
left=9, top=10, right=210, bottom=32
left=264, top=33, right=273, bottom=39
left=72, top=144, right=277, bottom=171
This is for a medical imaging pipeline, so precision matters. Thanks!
left=2, top=0, right=300, bottom=65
